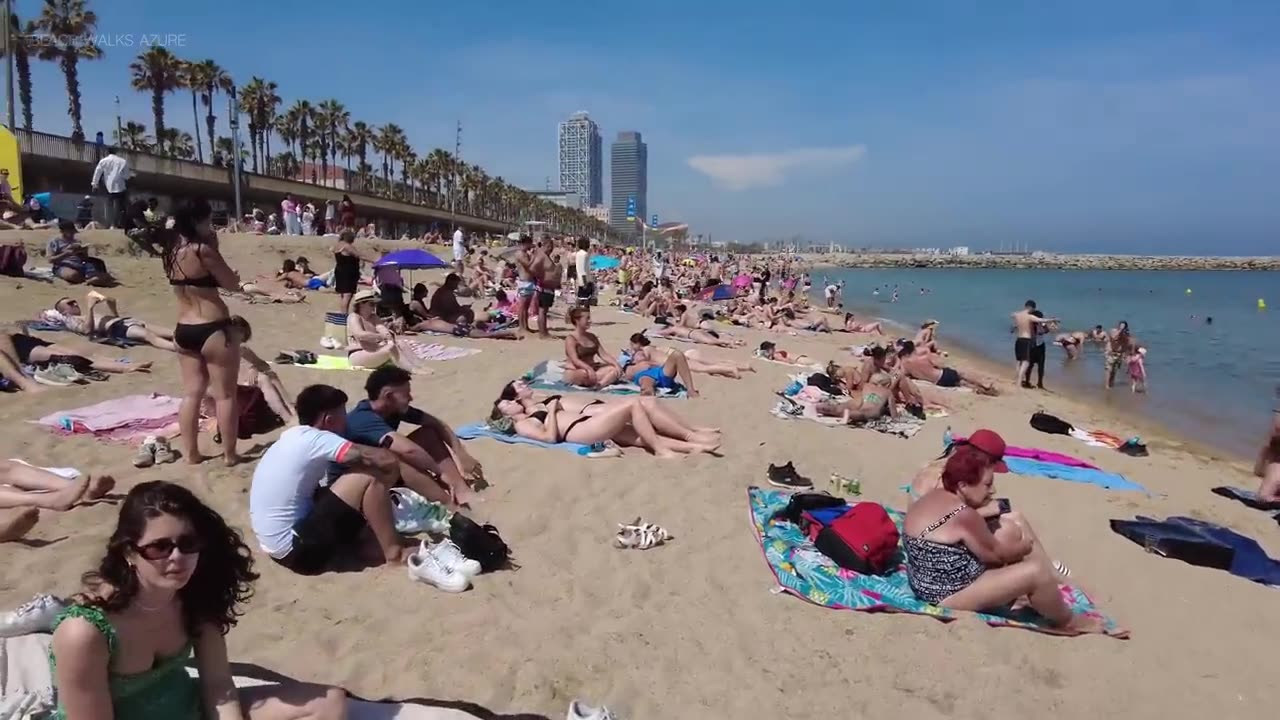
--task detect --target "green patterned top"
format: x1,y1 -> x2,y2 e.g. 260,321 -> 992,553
48,604 -> 202,720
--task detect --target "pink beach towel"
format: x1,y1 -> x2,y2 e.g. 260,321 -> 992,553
395,338 -> 480,362
34,393 -> 208,444
955,436 -> 1098,469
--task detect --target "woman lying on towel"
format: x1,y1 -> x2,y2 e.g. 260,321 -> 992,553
49,481 -> 347,719
841,313 -> 885,335
0,459 -> 114,512
648,323 -> 744,348
756,340 -> 814,366
632,335 -> 755,379
903,438 -> 1107,633
407,283 -> 518,340
563,307 -> 624,389
490,388 -> 720,458
816,346 -> 897,423
621,333 -> 700,396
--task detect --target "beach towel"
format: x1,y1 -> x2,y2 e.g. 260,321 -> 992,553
1210,486 -> 1280,517
952,437 -> 1098,469
396,338 -> 480,362
749,487 -> 1127,637
1004,457 -> 1145,492
286,354 -> 369,371
771,385 -> 928,438
4,459 -> 79,479
33,393 -> 209,444
1110,515 -> 1280,586
523,360 -> 686,398
455,423 -> 594,456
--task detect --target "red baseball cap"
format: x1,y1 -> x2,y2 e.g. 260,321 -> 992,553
966,429 -> 1009,472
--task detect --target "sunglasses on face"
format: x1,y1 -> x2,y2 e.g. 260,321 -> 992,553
134,534 -> 203,561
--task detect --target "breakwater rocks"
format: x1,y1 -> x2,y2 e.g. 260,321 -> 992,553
814,253 -> 1280,271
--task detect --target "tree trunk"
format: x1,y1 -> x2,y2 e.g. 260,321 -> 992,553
152,88 -> 166,155
16,51 -> 33,132
205,102 -> 217,167
190,90 -> 204,163
62,54 -> 85,142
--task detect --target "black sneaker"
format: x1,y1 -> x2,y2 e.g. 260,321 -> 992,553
767,463 -> 813,489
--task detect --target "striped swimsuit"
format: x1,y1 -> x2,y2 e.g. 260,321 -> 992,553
903,504 -> 986,604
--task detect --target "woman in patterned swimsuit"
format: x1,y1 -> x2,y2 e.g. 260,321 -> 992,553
49,481 -> 347,719
903,446 -> 1107,633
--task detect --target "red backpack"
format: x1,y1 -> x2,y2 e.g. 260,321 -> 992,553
0,244 -> 27,277
804,502 -> 901,575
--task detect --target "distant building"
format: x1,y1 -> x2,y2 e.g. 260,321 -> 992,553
610,131 -> 648,237
949,246 -> 970,256
584,205 -> 609,224
531,190 -> 583,210
557,112 -> 603,207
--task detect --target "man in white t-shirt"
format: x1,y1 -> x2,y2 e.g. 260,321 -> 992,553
573,237 -> 594,306
249,384 -> 405,575
452,227 -> 465,272
652,252 -> 666,281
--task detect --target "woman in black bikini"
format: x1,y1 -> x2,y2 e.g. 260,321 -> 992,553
562,307 -> 623,388
164,199 -> 243,466
321,230 -> 369,349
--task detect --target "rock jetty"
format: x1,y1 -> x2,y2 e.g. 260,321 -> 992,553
813,253 -> 1280,271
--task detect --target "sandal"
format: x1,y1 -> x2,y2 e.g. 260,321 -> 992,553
614,517 -> 672,550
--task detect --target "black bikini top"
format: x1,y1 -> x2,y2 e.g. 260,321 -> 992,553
530,410 -> 549,423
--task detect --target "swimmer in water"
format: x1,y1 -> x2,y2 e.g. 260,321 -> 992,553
1055,330 -> 1088,360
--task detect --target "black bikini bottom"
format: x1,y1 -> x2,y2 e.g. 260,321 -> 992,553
174,319 -> 231,353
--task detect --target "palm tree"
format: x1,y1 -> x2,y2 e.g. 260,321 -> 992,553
1,14 -> 37,131
272,152 -> 299,180
179,60 -> 205,162
129,46 -> 183,154
274,115 -> 297,178
315,99 -> 348,188
156,128 -> 195,159
185,59 -> 232,163
345,121 -> 373,190
34,0 -> 104,141
286,100 -> 314,182
238,77 -> 278,173
114,121 -> 151,152
257,82 -> 280,173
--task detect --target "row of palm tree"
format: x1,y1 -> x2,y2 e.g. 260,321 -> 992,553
2,1 -> 616,238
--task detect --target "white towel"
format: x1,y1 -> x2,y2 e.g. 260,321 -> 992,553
6,460 -> 80,480
0,633 -> 55,719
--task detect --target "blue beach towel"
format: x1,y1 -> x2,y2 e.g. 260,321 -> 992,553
1211,486 -> 1280,514
522,360 -> 686,398
1111,515 -> 1280,586
1004,457 -> 1146,493
749,487 -> 1127,637
455,422 -> 593,456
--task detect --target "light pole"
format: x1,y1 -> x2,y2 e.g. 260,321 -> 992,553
4,0 -> 15,130
114,96 -> 122,143
228,89 -> 242,224
450,119 -> 460,232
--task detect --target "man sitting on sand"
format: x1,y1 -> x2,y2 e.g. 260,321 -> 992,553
249,384 -> 409,574
48,291 -> 176,351
46,219 -> 116,286
899,341 -> 999,395
338,367 -> 484,507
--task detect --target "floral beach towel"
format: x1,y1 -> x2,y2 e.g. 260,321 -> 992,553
748,487 -> 1128,637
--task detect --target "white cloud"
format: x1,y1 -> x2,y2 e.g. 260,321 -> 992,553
687,145 -> 867,191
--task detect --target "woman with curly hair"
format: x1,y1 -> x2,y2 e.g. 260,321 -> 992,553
49,481 -> 346,719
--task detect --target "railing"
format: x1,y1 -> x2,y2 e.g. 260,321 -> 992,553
15,128 -> 229,184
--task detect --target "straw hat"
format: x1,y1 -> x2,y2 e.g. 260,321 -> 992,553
352,289 -> 379,306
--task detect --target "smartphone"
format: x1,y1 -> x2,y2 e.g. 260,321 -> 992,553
996,498 -> 1012,515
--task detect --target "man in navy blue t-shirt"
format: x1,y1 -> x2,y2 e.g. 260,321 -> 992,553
340,366 -> 483,506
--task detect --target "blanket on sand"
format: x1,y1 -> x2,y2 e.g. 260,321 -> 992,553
455,422 -> 594,456
1211,486 -> 1280,516
523,360 -> 686,398
396,338 -> 480,361
33,394 -> 211,444
749,487 -> 1127,637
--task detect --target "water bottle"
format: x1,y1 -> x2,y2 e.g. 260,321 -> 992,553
942,425 -> 954,448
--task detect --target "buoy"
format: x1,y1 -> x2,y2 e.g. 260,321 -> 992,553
1185,288 -> 1192,295
1259,298 -> 1267,310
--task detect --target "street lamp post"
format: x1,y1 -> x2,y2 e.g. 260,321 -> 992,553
228,90 -> 243,224
4,0 -> 15,130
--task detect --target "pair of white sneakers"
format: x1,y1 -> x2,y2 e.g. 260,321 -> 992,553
566,700 -> 616,720
319,336 -> 341,350
0,594 -> 65,638
407,540 -> 480,593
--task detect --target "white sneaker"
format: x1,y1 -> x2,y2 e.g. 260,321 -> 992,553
0,594 -> 65,638
566,700 -> 616,720
319,336 -> 338,350
407,541 -> 470,593
430,539 -> 482,579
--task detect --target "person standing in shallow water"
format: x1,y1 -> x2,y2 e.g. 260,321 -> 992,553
1010,300 -> 1057,388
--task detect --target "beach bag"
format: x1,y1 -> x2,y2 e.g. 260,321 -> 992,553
449,514 -> 510,573
1030,411 -> 1073,436
806,373 -> 842,396
807,503 -> 900,575
0,244 -> 27,277
772,492 -> 848,525
235,385 -> 284,439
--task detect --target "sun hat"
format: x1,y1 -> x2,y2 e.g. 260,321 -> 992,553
965,429 -> 1009,472
352,289 -> 379,306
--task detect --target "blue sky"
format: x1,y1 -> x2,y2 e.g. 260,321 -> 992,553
11,0 -> 1280,253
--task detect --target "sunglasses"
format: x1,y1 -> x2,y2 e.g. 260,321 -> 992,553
134,534 -> 203,561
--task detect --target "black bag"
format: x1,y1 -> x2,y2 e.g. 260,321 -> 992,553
806,373 -> 842,396
1030,411 -> 1073,435
449,514 -> 510,573
771,492 -> 847,526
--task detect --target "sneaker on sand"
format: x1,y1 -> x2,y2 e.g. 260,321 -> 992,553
767,461 -> 813,490
429,539 -> 482,579
47,364 -> 86,384
566,700 -> 617,720
0,594 -> 65,638
319,336 -> 339,350
133,437 -> 157,468
152,437 -> 177,464
407,541 -> 470,593
32,367 -> 73,387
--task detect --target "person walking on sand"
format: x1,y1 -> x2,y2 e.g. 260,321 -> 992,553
1011,300 -> 1057,388
281,193 -> 301,235
90,146 -> 130,229
531,240 -> 558,339
452,226 -> 466,273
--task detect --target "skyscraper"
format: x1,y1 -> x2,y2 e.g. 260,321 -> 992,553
610,131 -> 647,236
557,112 -> 603,207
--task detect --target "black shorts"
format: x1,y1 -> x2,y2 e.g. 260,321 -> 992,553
937,367 -> 961,387
106,319 -> 136,341
9,334 -> 52,365
1014,337 -> 1033,362
1031,342 -> 1046,363
273,486 -> 367,575
538,289 -> 555,309
575,282 -> 595,301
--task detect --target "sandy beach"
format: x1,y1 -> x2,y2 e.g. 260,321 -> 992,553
1,229 -> 1277,719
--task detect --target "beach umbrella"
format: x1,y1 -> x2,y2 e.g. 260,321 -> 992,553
698,284 -> 737,301
731,274 -> 753,289
373,249 -> 448,270
590,255 -> 621,271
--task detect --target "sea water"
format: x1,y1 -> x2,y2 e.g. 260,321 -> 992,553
811,268 -> 1280,457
